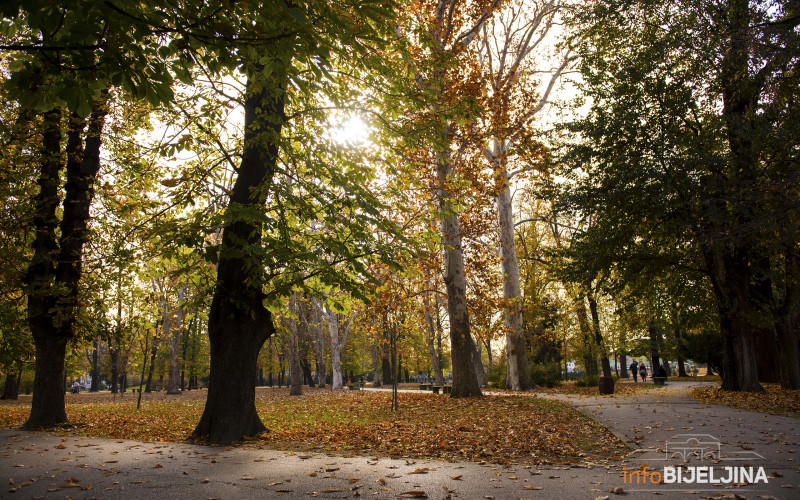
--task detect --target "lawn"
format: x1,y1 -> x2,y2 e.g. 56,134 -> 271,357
0,388 -> 626,465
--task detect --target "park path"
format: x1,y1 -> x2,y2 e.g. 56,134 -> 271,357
1,381 -> 798,499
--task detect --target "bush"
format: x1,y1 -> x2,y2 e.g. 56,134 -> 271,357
486,360 -> 506,388
530,362 -> 562,388
575,374 -> 600,387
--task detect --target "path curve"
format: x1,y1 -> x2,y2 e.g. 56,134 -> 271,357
1,381 -> 798,499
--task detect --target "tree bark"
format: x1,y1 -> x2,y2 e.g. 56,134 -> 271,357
437,144 -> 481,398
310,297 -> 326,388
167,287 -> 184,394
620,353 -> 629,378
776,244 -> 800,389
471,335 -> 487,388
145,322 -> 158,392
193,71 -> 284,444
707,0 -> 763,392
587,291 -> 613,380
647,323 -> 661,375
372,333 -> 382,387
423,292 -> 445,386
286,302 -> 303,397
320,302 -> 353,391
24,101 -> 107,428
575,296 -> 598,376
90,340 -> 100,391
494,146 -> 532,391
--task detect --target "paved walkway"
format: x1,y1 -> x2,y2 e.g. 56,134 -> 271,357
1,382 -> 798,499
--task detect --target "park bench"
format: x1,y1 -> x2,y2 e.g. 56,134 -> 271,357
419,383 -> 432,391
653,376 -> 667,386
442,385 -> 452,395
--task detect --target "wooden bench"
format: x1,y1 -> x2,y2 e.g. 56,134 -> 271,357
431,386 -> 441,394
442,385 -> 452,395
419,383 -> 433,391
653,377 -> 667,386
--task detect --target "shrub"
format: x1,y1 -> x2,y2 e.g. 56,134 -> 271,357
530,362 -> 562,387
575,374 -> 600,387
487,359 -> 507,388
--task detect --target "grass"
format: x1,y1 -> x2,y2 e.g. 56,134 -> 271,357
0,387 -> 626,466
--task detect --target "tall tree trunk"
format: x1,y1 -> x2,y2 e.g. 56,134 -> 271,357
381,327 -> 392,386
145,321 -> 159,393
751,265 -> 781,383
575,296 -> 598,376
423,292 -> 445,386
320,302 -> 353,391
703,243 -> 762,391
495,151 -> 532,391
193,71 -> 284,444
776,244 -> 800,389
471,335 -> 487,388
300,354 -> 313,387
372,333 -> 382,387
181,315 -> 193,390
287,304 -> 303,397
24,100 -> 107,429
167,287 -> 184,394
322,304 -> 341,390
310,298 -> 326,388
674,328 -> 689,377
620,353 -> 629,378
437,144 -> 481,398
710,0 -> 763,392
110,342 -> 120,394
647,323 -> 661,375
587,291 -> 613,379
90,340 -> 100,391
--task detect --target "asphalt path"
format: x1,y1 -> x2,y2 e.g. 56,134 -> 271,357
1,381 -> 798,499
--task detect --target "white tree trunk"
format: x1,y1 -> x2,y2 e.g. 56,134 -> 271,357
494,154 -> 532,390
321,302 -> 354,391
310,298 -> 326,388
167,287 -> 185,394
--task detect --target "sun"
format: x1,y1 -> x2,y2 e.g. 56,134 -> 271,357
331,114 -> 371,145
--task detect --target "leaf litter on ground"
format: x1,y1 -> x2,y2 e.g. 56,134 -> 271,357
0,387 -> 627,465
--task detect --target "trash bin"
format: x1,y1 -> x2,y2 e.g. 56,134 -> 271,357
598,376 -> 615,394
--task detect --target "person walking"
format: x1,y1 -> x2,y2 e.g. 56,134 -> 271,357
630,360 -> 639,382
639,363 -> 647,382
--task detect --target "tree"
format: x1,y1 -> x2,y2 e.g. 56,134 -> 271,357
557,0 -> 799,391
319,295 -> 357,391
475,0 -> 569,391
2,0 -> 185,428
192,1 -> 402,443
